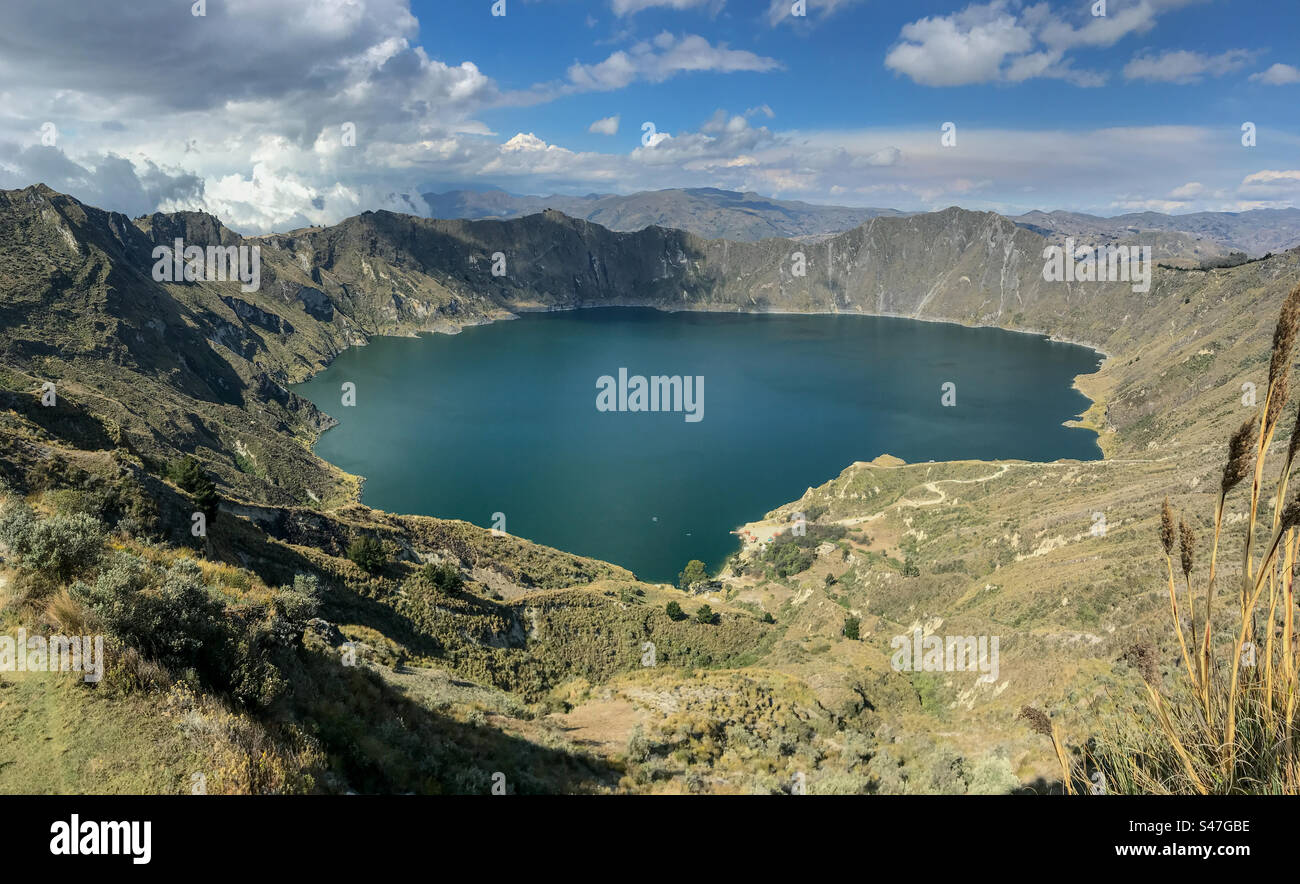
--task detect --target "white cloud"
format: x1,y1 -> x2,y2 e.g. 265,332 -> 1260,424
765,0 -> 865,27
1250,63 -> 1300,85
566,32 -> 781,92
885,0 -> 1216,88
1168,181 -> 1204,199
0,0 -> 506,231
612,0 -> 723,14
885,3 -> 1034,87
1239,169 -> 1300,200
1033,0 -> 1195,50
1109,197 -> 1191,213
1243,170 -> 1300,185
589,115 -> 622,135
1123,48 -> 1255,84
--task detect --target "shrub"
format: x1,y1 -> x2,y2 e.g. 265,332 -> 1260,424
843,616 -> 860,640
665,600 -> 685,621
73,554 -> 290,710
902,556 -> 920,578
421,561 -> 463,594
73,555 -> 224,674
270,573 -> 321,646
695,604 -> 718,625
626,725 -> 651,763
0,501 -> 104,582
347,535 -> 387,574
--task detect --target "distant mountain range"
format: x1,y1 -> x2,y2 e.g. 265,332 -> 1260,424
1012,208 -> 1300,260
423,187 -> 1300,259
422,187 -> 905,242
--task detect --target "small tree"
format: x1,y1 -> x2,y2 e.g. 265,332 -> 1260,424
902,556 -> 920,578
347,535 -> 387,574
665,600 -> 685,621
168,456 -> 219,521
695,604 -> 717,625
421,561 -> 463,594
843,616 -> 861,640
762,611 -> 776,624
678,559 -> 709,590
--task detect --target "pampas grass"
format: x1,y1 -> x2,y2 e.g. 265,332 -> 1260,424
1093,282 -> 1300,793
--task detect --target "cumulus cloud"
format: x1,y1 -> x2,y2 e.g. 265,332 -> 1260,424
0,0 -> 510,231
1238,170 -> 1300,200
589,115 -> 622,135
1250,63 -> 1300,85
885,0 -> 1214,87
0,144 -> 204,218
1123,49 -> 1256,84
885,4 -> 1036,87
1168,181 -> 1204,199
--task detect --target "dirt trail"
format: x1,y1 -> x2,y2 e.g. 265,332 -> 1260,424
840,456 -> 1170,522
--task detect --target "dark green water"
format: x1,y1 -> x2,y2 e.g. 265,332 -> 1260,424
293,308 -> 1102,583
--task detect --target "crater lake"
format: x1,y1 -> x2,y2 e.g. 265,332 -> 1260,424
293,308 -> 1103,583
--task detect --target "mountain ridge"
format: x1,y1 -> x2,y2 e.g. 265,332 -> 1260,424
420,185 -> 1300,260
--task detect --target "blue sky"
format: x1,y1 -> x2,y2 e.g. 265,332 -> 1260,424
432,0 -> 1300,143
0,0 -> 1297,231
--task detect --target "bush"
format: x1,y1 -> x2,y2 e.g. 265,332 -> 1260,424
347,535 -> 387,574
0,501 -> 104,582
902,556 -> 920,577
73,555 -> 225,675
678,559 -> 708,590
762,611 -> 776,624
421,561 -> 463,594
73,554 -> 289,710
665,600 -> 685,621
695,604 -> 718,625
270,574 -> 321,646
843,616 -> 861,640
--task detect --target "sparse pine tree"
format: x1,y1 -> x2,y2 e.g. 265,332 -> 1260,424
347,535 -> 387,574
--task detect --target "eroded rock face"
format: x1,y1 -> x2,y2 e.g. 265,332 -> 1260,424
222,296 -> 294,335
295,286 -> 333,321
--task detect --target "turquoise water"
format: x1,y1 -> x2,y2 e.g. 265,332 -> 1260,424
293,308 -> 1102,583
